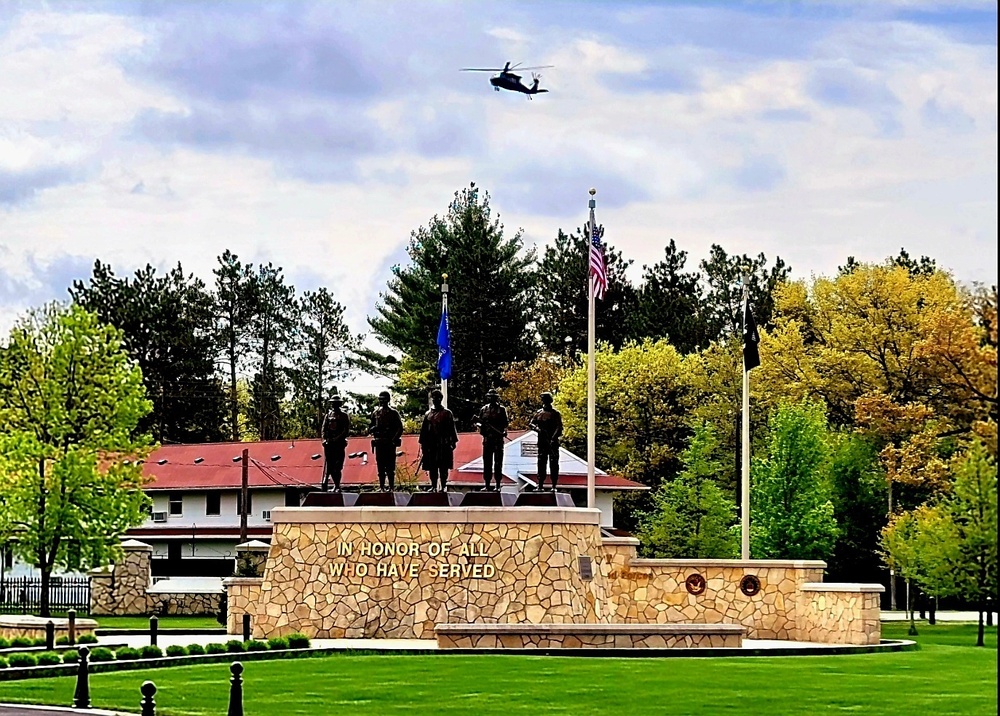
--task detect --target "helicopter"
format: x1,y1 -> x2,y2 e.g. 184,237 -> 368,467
461,62 -> 553,98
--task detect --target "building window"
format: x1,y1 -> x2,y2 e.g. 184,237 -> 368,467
169,494 -> 183,516
237,491 -> 252,516
205,492 -> 221,516
285,489 -> 299,507
168,542 -> 181,561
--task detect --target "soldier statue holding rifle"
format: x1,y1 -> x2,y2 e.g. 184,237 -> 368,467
476,389 -> 509,491
528,392 -> 563,490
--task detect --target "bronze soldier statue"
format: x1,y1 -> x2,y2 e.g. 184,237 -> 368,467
476,389 -> 509,491
528,391 -> 563,490
419,389 -> 458,492
321,395 -> 350,492
368,391 -> 404,492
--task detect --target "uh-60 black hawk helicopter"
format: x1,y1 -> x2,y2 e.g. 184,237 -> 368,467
461,62 -> 554,98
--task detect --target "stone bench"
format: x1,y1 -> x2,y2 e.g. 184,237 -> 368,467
435,622 -> 745,649
0,614 -> 98,641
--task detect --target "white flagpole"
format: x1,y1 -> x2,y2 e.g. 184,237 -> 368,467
740,274 -> 751,560
587,189 -> 597,510
441,273 -> 449,410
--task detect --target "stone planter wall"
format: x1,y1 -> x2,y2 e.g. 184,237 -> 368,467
798,584 -> 883,645
223,578 -> 263,634
89,540 -> 222,617
0,615 -> 97,641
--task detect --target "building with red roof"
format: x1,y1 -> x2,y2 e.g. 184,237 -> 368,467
126,430 -> 645,577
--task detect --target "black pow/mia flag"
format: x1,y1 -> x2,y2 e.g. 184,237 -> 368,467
743,302 -> 761,372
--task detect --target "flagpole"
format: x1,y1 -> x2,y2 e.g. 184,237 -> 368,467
441,273 -> 449,410
740,273 -> 751,560
586,189 -> 597,511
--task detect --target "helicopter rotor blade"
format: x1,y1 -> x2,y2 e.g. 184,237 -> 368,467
516,65 -> 554,71
460,68 -> 505,72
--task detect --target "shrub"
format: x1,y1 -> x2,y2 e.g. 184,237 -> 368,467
10,637 -> 32,648
89,647 -> 115,662
56,635 -> 70,645
205,643 -> 226,655
267,636 -> 289,651
62,650 -> 80,664
139,645 -> 163,659
37,652 -> 62,666
225,639 -> 245,653
8,653 -> 37,667
78,634 -> 99,644
165,645 -> 187,657
0,656 -> 8,669
33,637 -> 48,647
186,643 -> 205,655
115,647 -> 141,661
287,633 -> 311,649
0,637 -> 10,649
245,640 -> 268,652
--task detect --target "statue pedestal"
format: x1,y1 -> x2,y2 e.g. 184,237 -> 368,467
459,491 -> 517,507
515,492 -> 575,508
301,492 -> 358,507
355,492 -> 410,507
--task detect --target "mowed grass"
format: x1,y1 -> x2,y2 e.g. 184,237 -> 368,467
0,623 -> 994,716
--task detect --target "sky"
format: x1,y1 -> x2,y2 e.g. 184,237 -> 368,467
0,1 -> 997,392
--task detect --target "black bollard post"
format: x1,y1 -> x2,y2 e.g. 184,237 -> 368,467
228,662 -> 244,716
150,615 -> 158,647
73,646 -> 91,709
929,596 -> 937,625
242,613 -> 251,642
46,620 -> 56,651
140,680 -> 157,716
67,608 -> 77,646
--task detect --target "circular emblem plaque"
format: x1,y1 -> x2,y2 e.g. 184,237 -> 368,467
740,574 -> 761,597
685,573 -> 707,595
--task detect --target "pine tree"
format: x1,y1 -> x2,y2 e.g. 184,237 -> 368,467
248,263 -> 297,441
534,229 -> 637,356
70,261 -> 227,443
213,251 -> 258,441
631,239 -> 707,353
369,184 -> 535,426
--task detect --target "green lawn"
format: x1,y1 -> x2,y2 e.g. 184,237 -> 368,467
92,615 -> 223,630
0,623 -> 994,716
44,613 -> 223,630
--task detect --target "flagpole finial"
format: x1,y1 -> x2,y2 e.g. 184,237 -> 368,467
442,273 -> 448,280
589,187 -> 596,196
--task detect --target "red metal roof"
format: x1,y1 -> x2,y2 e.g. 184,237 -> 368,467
142,433 -> 643,492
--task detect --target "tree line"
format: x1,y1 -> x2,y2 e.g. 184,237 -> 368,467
1,182 -> 995,628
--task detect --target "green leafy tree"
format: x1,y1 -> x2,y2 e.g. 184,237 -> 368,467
286,287 -> 356,437
0,305 -> 152,616
369,184 -> 535,427
70,261 -> 227,443
534,228 -> 638,356
213,251 -> 258,441
826,433 -> 888,584
557,340 -> 693,529
882,442 -> 998,646
638,422 -> 738,558
631,239 -> 707,354
751,400 -> 838,560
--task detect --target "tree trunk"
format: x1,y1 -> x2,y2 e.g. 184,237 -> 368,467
229,353 -> 239,442
977,599 -> 985,647
39,564 -> 51,618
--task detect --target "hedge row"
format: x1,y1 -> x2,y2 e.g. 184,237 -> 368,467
0,633 -> 311,670
0,634 -> 99,651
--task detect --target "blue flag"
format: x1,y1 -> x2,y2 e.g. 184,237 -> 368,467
437,306 -> 452,380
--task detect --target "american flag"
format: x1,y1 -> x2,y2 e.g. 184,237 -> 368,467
589,224 -> 607,300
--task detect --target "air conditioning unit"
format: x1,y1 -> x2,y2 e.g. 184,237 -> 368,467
151,512 -> 168,523
262,510 -> 271,522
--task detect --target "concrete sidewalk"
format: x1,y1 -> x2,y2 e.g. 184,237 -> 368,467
880,610 -> 997,622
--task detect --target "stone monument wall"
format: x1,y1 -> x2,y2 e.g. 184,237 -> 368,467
251,507 -> 609,639
603,556 -> 827,640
